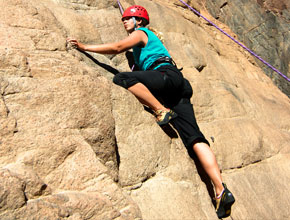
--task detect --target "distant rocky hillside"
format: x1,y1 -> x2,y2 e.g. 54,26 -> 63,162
0,0 -> 289,219
205,0 -> 290,97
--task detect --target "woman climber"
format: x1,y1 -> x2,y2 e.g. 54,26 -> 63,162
67,5 -> 235,219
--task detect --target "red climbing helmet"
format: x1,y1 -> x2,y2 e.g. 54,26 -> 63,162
122,5 -> 149,24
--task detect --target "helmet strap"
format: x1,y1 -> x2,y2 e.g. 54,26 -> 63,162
132,17 -> 137,30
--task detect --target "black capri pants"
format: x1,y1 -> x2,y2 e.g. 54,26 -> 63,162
113,64 -> 210,149
113,65 -> 184,105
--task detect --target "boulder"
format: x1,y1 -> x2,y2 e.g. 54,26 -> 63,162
205,0 -> 290,97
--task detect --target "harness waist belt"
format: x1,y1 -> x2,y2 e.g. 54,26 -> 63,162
147,57 -> 174,70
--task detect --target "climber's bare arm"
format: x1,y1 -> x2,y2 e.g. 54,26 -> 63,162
67,30 -> 147,54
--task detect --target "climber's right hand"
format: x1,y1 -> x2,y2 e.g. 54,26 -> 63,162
66,37 -> 85,50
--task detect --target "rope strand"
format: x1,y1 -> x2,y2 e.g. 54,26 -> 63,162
177,0 -> 289,82
117,0 -> 124,14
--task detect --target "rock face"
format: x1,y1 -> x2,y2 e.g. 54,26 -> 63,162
205,0 -> 290,97
0,0 -> 289,219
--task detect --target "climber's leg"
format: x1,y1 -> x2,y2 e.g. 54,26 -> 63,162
193,142 -> 223,195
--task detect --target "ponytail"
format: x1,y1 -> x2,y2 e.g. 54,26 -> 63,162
148,26 -> 165,43
136,17 -> 165,43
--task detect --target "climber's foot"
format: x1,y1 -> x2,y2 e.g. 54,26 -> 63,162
154,109 -> 178,126
215,183 -> 235,219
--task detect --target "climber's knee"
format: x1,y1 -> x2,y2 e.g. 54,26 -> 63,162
113,73 -> 138,89
113,74 -> 125,87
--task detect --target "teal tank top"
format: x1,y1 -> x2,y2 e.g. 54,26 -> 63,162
133,27 -> 171,71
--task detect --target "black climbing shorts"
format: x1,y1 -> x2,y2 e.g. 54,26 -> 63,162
113,65 -> 210,149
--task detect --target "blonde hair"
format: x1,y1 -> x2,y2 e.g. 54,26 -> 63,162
136,17 -> 165,43
147,26 -> 165,43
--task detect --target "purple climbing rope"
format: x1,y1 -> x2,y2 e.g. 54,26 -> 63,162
177,0 -> 289,82
117,0 -> 124,15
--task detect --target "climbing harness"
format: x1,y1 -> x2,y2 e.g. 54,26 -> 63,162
177,0 -> 289,82
147,56 -> 180,71
147,57 -> 174,70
